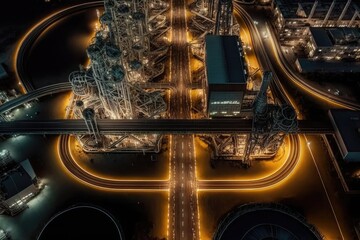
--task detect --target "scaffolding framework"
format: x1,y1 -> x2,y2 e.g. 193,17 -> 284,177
201,72 -> 298,166
189,0 -> 239,60
69,0 -> 169,152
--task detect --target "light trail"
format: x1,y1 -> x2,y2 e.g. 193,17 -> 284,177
13,1 -> 103,93
58,135 -> 169,191
197,135 -> 300,190
234,4 -> 301,116
264,23 -> 355,110
304,135 -> 345,240
234,2 -> 359,111
11,1 -> 317,239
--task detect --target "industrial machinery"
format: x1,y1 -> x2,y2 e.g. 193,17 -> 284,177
69,0 -> 169,152
201,72 -> 298,167
189,0 -> 240,59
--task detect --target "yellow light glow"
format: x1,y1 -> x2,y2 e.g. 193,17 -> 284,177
13,2 -> 102,94
197,135 -> 301,191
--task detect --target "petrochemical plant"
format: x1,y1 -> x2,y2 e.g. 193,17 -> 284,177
69,0 -> 169,152
66,0 -> 298,166
2,0 -> 360,239
189,0 -> 297,165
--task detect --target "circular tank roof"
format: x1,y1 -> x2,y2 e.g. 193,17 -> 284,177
129,59 -> 142,70
214,203 -> 322,240
105,42 -> 121,58
132,12 -> 145,21
37,205 -> 123,240
111,65 -> 125,82
75,100 -> 84,107
118,4 -> 130,14
82,108 -> 95,119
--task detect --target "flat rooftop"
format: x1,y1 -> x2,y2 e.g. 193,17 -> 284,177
0,165 -> 33,200
329,109 -> 360,160
205,35 -> 247,85
296,58 -> 360,73
275,0 -> 360,21
310,28 -> 334,47
310,27 -> 360,47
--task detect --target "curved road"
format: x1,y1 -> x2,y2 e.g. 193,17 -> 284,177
9,0 -> 302,192
235,3 -> 360,111
59,135 -> 169,190
0,82 -> 71,114
14,1 -> 103,92
10,0 -> 302,194
58,134 -> 300,190
266,20 -> 360,111
197,135 -> 300,190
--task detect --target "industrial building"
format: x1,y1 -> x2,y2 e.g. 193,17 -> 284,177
272,0 -> 360,45
204,35 -> 247,118
295,58 -> 360,73
69,0 -> 169,152
189,0 -> 298,165
0,229 -> 9,240
305,27 -> 360,60
0,159 -> 40,215
328,109 -> 360,162
295,26 -> 360,72
190,4 -> 298,165
189,0 -> 239,59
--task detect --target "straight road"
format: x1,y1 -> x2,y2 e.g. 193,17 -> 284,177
168,0 -> 200,238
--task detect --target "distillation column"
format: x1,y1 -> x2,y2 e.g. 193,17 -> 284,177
82,108 -> 101,145
214,0 -> 233,35
243,71 -> 297,165
69,0 -> 168,152
201,71 -> 296,166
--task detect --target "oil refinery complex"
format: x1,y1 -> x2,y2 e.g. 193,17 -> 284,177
69,0 -> 169,152
0,0 -> 360,239
68,0 -> 298,166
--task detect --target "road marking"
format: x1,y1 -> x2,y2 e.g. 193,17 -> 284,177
305,135 -> 344,240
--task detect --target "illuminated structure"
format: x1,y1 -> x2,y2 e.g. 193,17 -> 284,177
214,0 -> 234,35
201,35 -> 297,166
202,71 -> 297,166
243,72 -> 297,164
0,159 -> 40,216
272,0 -> 360,45
69,0 -> 169,152
204,35 -> 247,117
189,0 -> 239,59
295,27 -> 360,73
305,27 -> 360,60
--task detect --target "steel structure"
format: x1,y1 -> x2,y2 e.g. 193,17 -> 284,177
201,72 -> 298,167
189,0 -> 239,65
69,0 -> 169,152
214,0 -> 234,35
